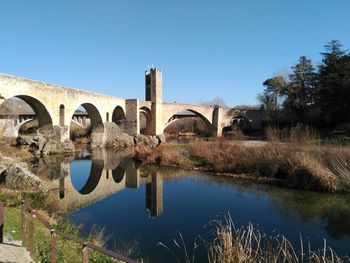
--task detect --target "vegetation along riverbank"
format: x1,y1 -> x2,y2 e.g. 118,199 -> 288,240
135,131 -> 350,193
159,215 -> 350,263
0,187 -> 120,262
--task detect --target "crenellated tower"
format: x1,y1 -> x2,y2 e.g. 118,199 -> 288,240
145,68 -> 163,134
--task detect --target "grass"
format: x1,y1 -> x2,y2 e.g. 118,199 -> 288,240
158,215 -> 350,263
3,205 -> 121,262
207,215 -> 350,263
135,128 -> 350,193
0,138 -> 32,160
0,185 -> 122,262
3,205 -> 81,262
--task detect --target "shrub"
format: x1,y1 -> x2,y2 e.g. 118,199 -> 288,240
135,139 -> 350,192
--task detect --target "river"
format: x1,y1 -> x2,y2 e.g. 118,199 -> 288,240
32,147 -> 350,262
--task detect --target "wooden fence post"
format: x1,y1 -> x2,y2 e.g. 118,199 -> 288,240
21,200 -> 26,246
51,229 -> 57,263
29,210 -> 35,257
82,243 -> 89,263
0,202 -> 3,243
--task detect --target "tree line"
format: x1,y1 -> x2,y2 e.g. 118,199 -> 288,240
258,40 -> 350,129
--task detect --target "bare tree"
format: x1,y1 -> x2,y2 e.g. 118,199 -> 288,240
201,97 -> 227,107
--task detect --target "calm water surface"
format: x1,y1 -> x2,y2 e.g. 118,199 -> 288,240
36,148 -> 350,262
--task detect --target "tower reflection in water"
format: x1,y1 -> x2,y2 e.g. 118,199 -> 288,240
56,150 -> 163,218
146,173 -> 163,218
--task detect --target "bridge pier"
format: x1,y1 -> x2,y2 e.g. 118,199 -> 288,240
146,68 -> 163,135
212,106 -> 223,137
125,163 -> 141,188
124,99 -> 140,135
53,125 -> 70,142
146,173 -> 163,217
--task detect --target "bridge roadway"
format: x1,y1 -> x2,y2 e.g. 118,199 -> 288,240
0,69 -> 233,145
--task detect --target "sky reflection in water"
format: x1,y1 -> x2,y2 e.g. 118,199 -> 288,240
51,150 -> 350,263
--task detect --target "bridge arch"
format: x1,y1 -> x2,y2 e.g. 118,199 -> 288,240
139,106 -> 152,135
112,164 -> 126,183
112,106 -> 126,131
69,102 -> 104,140
14,95 -> 52,128
80,103 -> 104,132
0,96 -> 53,137
69,159 -> 105,195
163,109 -> 214,136
15,118 -> 37,136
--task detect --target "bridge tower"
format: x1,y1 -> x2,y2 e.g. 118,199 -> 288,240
145,68 -> 163,134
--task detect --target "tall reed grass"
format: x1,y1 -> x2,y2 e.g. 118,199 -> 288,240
207,215 -> 350,263
159,215 -> 350,263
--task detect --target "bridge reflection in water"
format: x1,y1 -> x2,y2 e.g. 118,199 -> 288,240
52,148 -> 163,217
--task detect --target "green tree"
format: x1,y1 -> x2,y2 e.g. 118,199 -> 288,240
258,76 -> 287,122
257,91 -> 277,121
315,40 -> 350,127
262,76 -> 287,109
283,56 -> 316,122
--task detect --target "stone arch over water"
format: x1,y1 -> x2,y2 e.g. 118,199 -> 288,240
163,109 -> 214,136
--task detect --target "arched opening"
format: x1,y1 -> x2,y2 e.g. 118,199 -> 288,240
112,106 -> 126,132
232,115 -> 251,131
70,103 -> 104,143
112,159 -> 129,183
0,96 -> 53,138
164,109 -> 213,139
139,107 -> 152,135
112,166 -> 126,183
59,177 -> 65,199
69,158 -> 104,195
59,104 -> 65,126
222,115 -> 250,139
106,112 -> 109,122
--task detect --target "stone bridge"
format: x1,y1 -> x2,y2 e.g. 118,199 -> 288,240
0,68 -> 243,145
43,148 -> 163,216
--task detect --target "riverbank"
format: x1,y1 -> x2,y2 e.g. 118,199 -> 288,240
1,138 -> 350,261
0,187 -> 118,262
0,143 -> 119,262
134,140 -> 350,193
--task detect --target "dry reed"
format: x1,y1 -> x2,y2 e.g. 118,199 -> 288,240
207,215 -> 350,263
134,130 -> 350,192
159,215 -> 350,263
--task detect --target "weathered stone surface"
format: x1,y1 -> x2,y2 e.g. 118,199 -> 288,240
134,134 -> 150,146
134,134 -> 161,147
0,237 -> 33,263
150,135 -> 160,147
110,133 -> 134,150
42,140 -> 75,156
156,134 -> 166,144
16,135 -> 36,146
107,132 -> 164,151
0,154 -> 46,191
17,132 -> 75,157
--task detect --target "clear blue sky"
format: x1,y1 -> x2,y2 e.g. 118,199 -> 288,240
0,0 -> 349,106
